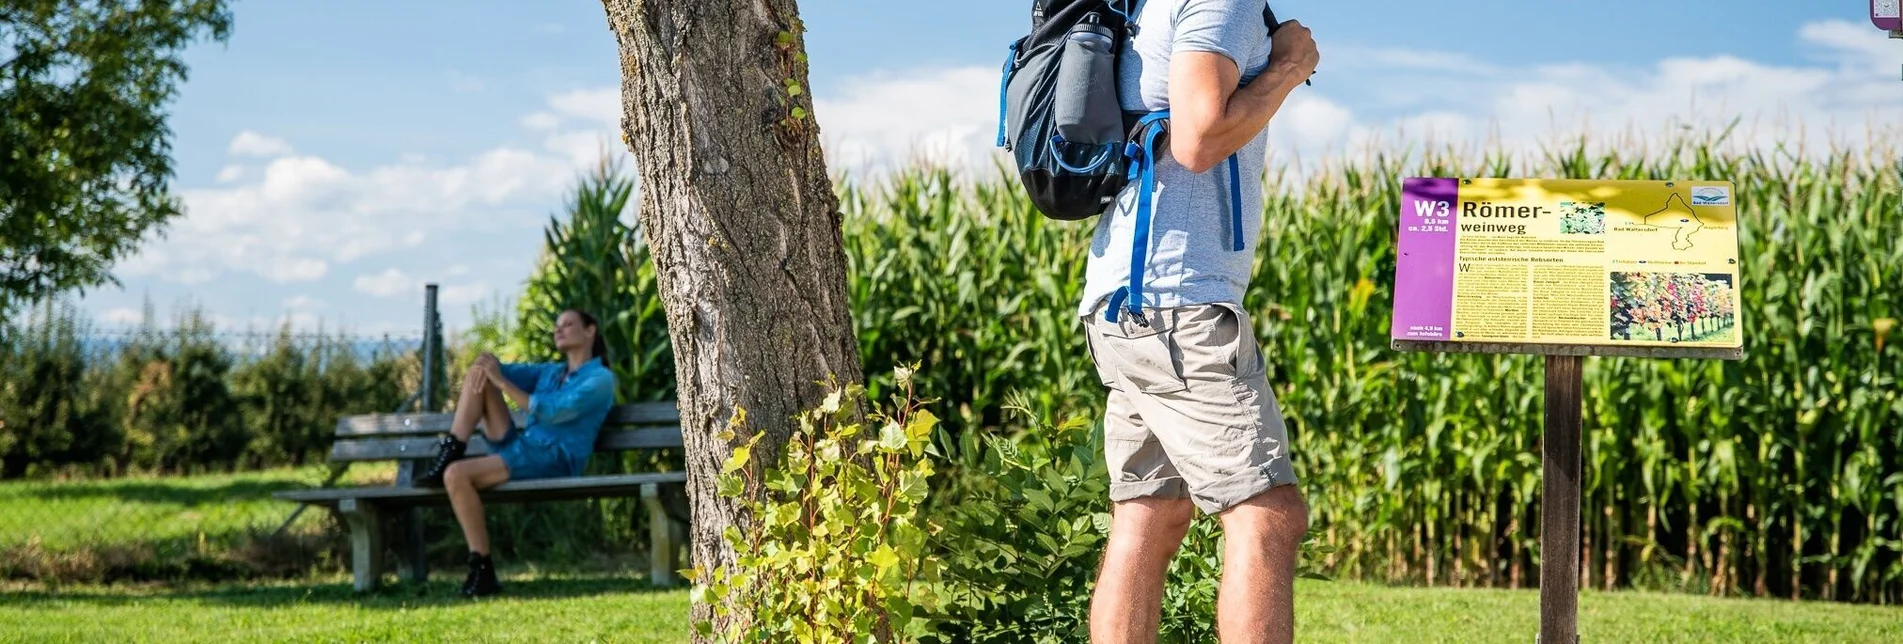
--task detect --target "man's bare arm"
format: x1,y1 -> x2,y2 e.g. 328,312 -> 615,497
1166,21 -> 1318,173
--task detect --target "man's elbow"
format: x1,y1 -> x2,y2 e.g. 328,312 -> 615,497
1168,138 -> 1224,174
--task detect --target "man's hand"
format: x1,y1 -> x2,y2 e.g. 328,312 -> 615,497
1268,20 -> 1319,82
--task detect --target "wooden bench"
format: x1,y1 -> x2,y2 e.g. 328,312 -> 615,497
274,401 -> 691,592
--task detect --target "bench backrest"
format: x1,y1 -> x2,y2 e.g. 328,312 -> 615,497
329,401 -> 683,465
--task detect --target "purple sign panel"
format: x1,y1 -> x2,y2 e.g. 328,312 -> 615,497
1877,0 -> 1902,31
1392,178 -> 1459,341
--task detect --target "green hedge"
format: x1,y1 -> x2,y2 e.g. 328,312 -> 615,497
0,301 -> 411,478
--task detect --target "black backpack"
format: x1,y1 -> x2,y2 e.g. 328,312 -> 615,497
995,0 -> 1134,221
996,1 -> 1291,322
997,1 -> 1288,222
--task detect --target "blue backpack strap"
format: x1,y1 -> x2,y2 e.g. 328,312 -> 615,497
1227,154 -> 1244,251
995,41 -> 1017,148
1107,110 -> 1172,325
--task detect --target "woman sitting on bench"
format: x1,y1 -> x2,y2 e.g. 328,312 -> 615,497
414,308 -> 618,597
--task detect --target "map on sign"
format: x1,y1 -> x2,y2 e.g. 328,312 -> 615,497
1391,178 -> 1743,350
1877,0 -> 1901,30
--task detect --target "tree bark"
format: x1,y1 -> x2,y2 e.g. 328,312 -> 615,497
602,0 -> 862,636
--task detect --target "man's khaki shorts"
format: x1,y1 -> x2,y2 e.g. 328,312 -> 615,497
1083,302 -> 1298,515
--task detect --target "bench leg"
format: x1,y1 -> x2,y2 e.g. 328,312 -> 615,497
641,483 -> 679,587
339,499 -> 385,592
405,508 -> 429,584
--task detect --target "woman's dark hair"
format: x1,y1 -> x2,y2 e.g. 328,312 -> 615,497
564,308 -> 608,361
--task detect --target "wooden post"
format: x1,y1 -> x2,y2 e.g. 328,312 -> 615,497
1540,354 -> 1584,643
340,498 -> 385,592
642,483 -> 679,587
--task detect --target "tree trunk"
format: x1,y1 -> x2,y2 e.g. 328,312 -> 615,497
602,0 -> 863,636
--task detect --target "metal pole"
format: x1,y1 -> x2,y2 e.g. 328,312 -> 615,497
420,283 -> 440,413
1540,354 -> 1584,643
404,283 -> 441,585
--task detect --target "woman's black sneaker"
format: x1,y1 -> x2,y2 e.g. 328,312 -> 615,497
461,552 -> 502,597
413,435 -> 467,487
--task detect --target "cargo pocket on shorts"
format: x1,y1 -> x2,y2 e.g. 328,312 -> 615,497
1096,312 -> 1188,395
1219,303 -> 1267,380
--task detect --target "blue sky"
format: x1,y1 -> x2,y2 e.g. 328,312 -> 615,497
75,0 -> 1901,337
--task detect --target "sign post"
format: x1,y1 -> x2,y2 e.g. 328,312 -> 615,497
1390,177 -> 1746,642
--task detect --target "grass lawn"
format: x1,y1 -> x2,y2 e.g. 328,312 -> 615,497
0,465 -> 390,553
0,573 -> 689,643
4,470 -> 1899,642
5,575 -> 1900,643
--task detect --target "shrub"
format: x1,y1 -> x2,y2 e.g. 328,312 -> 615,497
694,371 -> 944,643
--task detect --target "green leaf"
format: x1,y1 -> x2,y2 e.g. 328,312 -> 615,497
879,420 -> 907,452
723,444 -> 751,473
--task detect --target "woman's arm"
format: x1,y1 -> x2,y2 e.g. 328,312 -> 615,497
479,354 -> 534,410
525,368 -> 615,427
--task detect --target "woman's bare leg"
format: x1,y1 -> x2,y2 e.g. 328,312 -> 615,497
450,366 -> 512,443
444,456 -> 512,555
478,373 -> 512,442
448,366 -> 490,442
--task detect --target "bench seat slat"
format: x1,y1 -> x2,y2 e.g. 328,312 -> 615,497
328,427 -> 684,462
274,472 -> 689,508
334,402 -> 681,437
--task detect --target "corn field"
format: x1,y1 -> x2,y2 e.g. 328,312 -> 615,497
838,127 -> 1902,603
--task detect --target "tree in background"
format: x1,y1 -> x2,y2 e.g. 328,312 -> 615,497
0,0 -> 232,314
0,300 -> 116,478
602,1 -> 862,635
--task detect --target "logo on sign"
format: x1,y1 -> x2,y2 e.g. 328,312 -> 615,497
1691,186 -> 1730,206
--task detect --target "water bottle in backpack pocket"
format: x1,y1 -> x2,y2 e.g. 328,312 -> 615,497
998,3 -> 1133,221
1050,16 -> 1123,176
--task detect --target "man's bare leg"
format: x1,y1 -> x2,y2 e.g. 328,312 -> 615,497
1214,485 -> 1308,644
1090,497 -> 1194,644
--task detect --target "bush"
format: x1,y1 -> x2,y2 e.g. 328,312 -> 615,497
0,299 -> 416,480
0,301 -> 118,478
923,393 -> 1330,643
924,395 -> 1106,643
695,372 -> 943,643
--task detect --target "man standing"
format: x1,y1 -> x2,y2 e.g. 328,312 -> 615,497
1079,1 -> 1319,642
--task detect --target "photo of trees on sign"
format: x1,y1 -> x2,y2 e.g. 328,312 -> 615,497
1610,272 -> 1738,343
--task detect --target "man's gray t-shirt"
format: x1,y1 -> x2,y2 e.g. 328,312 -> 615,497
1078,0 -> 1273,318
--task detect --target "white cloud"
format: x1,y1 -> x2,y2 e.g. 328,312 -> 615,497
813,65 -> 1002,174
124,145 -> 578,285
353,268 -> 415,298
101,307 -> 143,325
522,111 -> 562,131
228,131 -> 294,158
216,165 -> 246,182
546,88 -> 619,127
440,282 -> 493,307
282,295 -> 325,311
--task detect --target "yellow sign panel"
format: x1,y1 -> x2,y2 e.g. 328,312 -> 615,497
1393,178 -> 1743,350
